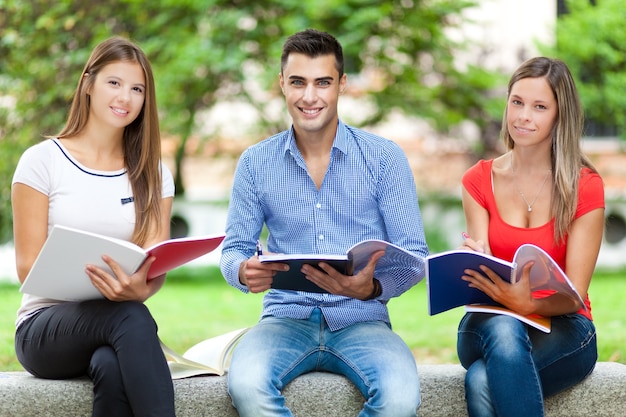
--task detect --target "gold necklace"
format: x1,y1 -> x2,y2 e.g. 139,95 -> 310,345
510,154 -> 551,212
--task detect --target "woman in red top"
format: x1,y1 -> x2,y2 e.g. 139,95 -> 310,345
457,57 -> 604,417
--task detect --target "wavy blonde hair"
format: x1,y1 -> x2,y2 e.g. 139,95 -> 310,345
55,37 -> 162,246
502,57 -> 597,244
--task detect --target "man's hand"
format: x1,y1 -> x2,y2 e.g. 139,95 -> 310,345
301,250 -> 385,299
239,255 -> 289,293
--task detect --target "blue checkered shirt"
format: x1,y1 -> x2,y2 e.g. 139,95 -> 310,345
220,120 -> 428,330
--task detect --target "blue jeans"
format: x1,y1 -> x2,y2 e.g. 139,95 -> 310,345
228,308 -> 420,417
15,300 -> 175,417
457,312 -> 597,417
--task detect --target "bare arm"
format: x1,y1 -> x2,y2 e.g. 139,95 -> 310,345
12,183 -> 49,284
563,207 -> 604,303
460,187 -> 491,254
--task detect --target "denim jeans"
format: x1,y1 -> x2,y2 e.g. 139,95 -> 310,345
15,300 -> 175,417
227,308 -> 420,417
457,312 -> 597,417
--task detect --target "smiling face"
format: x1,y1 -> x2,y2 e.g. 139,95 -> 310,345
87,60 -> 146,132
279,53 -> 346,140
506,76 -> 558,147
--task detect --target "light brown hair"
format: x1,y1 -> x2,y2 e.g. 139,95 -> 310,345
56,37 -> 162,246
502,57 -> 597,243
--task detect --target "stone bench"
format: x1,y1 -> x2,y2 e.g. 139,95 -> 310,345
1,362 -> 625,416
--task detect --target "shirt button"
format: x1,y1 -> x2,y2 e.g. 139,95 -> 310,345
318,234 -> 324,240
316,203 -> 322,209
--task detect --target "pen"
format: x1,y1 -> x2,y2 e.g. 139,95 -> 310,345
256,240 -> 263,256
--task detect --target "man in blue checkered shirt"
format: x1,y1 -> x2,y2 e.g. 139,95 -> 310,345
220,28 -> 428,417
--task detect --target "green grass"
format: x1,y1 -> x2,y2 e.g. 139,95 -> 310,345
1,266 -> 625,371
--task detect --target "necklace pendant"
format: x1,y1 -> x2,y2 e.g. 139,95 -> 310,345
528,206 -> 532,212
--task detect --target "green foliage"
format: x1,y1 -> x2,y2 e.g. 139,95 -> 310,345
544,0 -> 626,137
0,0 -> 501,242
0,122 -> 25,242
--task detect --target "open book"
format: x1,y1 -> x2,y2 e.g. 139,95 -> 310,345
20,225 -> 225,301
259,239 -> 425,293
463,304 -> 552,333
426,243 -> 585,333
161,327 -> 249,379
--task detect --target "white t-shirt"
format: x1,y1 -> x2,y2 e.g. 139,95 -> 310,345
12,138 -> 175,327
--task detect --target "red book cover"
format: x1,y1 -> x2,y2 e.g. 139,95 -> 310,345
147,235 -> 225,279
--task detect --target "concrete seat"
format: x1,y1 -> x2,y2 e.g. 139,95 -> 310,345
1,362 -> 625,416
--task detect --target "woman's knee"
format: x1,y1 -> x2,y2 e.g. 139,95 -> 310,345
467,314 -> 530,356
89,345 -> 122,386
465,360 -> 488,396
89,346 -> 133,417
465,360 -> 495,417
114,301 -> 158,333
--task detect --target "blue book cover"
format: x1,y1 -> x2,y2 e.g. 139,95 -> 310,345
426,244 -> 584,316
426,250 -> 515,315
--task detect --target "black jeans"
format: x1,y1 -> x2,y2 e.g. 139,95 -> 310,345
15,300 -> 175,417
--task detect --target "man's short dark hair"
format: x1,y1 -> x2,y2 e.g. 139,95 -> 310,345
280,29 -> 344,78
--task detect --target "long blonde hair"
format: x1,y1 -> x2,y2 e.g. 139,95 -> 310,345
502,57 -> 597,243
56,37 -> 162,246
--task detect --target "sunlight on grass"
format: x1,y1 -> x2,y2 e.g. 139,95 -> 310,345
0,283 -> 21,370
146,270 -> 265,353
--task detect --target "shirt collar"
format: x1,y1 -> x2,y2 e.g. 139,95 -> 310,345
283,119 -> 349,157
